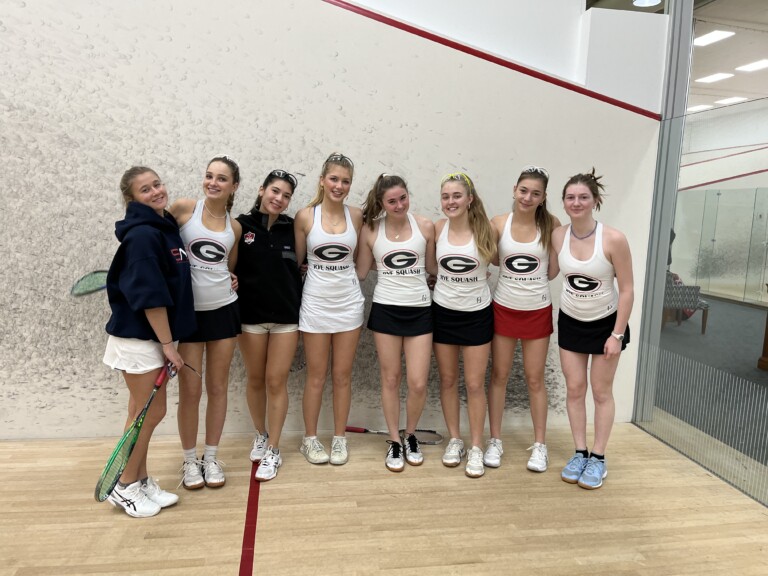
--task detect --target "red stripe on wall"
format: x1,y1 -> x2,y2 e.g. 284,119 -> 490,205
322,0 -> 661,121
678,168 -> 768,191
681,145 -> 768,167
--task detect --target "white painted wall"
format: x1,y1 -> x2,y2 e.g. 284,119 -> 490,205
1,0 -> 659,438
683,99 -> 768,154
581,8 -> 668,112
348,0 -> 668,112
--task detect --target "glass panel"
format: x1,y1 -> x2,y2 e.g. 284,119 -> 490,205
635,97 -> 768,508
745,189 -> 768,304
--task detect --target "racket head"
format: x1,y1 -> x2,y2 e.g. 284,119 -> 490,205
94,425 -> 140,502
401,428 -> 443,445
71,270 -> 109,296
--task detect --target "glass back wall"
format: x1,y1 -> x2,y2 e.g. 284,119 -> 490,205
635,99 -> 768,507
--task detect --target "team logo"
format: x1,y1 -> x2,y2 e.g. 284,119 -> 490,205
504,254 -> 540,275
382,250 -> 418,270
244,232 -> 255,245
171,247 -> 188,263
313,243 -> 350,262
189,239 -> 227,264
566,273 -> 601,292
439,255 -> 478,275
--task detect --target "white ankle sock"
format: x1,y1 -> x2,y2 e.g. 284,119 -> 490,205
203,445 -> 218,461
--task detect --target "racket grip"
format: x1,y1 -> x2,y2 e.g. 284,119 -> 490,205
155,365 -> 172,387
345,426 -> 367,433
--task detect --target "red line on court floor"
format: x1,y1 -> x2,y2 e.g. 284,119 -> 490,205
322,0 -> 661,121
238,462 -> 261,576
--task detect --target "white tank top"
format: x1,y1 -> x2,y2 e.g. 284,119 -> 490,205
303,205 -> 361,298
179,200 -> 237,311
493,212 -> 551,311
433,220 -> 491,312
372,213 -> 431,307
558,222 -> 618,322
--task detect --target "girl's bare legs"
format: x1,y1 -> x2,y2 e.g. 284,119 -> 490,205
462,343 -> 491,449
434,343 -> 461,439
374,332 -> 405,443
261,331 -> 298,448
177,342 -> 205,452
520,337 -> 550,444
120,368 -> 167,484
488,334 -> 517,439
330,328 -> 362,436
402,333 -> 432,435
302,332 -> 332,436
589,353 -> 620,455
559,349 -> 590,451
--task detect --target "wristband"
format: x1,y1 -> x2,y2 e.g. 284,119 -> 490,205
160,340 -> 173,346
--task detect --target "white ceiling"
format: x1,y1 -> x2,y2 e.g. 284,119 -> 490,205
588,0 -> 768,111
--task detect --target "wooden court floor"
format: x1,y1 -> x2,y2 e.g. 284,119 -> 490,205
2,424 -> 767,576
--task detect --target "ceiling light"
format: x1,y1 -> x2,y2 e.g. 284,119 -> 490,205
687,105 -> 713,112
735,59 -> 768,72
695,73 -> 734,83
714,97 -> 748,105
633,0 -> 662,6
693,30 -> 735,46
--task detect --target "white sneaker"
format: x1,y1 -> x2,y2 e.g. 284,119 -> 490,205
255,447 -> 282,482
442,437 -> 465,467
249,430 -> 269,462
330,436 -> 349,465
142,477 -> 179,508
300,436 -> 330,464
402,433 -> 424,466
385,441 -> 405,472
202,458 -> 226,487
180,459 -> 204,490
527,442 -> 549,472
108,480 -> 161,518
483,438 -> 503,468
465,446 -> 485,478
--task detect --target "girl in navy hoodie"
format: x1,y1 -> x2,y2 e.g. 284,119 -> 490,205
103,166 -> 195,518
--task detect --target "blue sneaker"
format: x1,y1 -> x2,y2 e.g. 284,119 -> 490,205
561,453 -> 588,483
578,457 -> 607,490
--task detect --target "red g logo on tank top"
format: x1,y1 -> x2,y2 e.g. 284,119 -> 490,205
439,255 -> 478,274
504,254 -> 540,275
313,243 -> 351,262
566,273 -> 601,292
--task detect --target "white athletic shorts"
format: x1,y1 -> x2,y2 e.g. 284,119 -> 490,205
241,323 -> 299,335
103,335 -> 168,374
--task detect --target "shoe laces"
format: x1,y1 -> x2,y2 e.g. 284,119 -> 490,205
180,459 -> 204,475
331,437 -> 346,456
254,432 -> 268,451
306,437 -> 325,454
387,440 -> 402,459
204,458 -> 225,474
261,448 -> 278,467
583,457 -> 603,476
487,438 -> 502,453
527,443 -> 547,460
404,433 -> 420,454
467,447 -> 483,466
446,438 -> 463,454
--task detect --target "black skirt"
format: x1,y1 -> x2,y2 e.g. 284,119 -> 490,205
557,310 -> 629,354
432,302 -> 493,346
367,302 -> 432,337
182,301 -> 242,343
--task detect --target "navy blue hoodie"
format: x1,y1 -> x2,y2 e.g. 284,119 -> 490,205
105,202 -> 196,341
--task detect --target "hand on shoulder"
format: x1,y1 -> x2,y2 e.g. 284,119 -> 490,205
168,198 -> 197,225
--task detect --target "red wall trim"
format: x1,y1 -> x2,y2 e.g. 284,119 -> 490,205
679,168 -> 768,191
681,145 -> 768,167
322,0 -> 661,121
